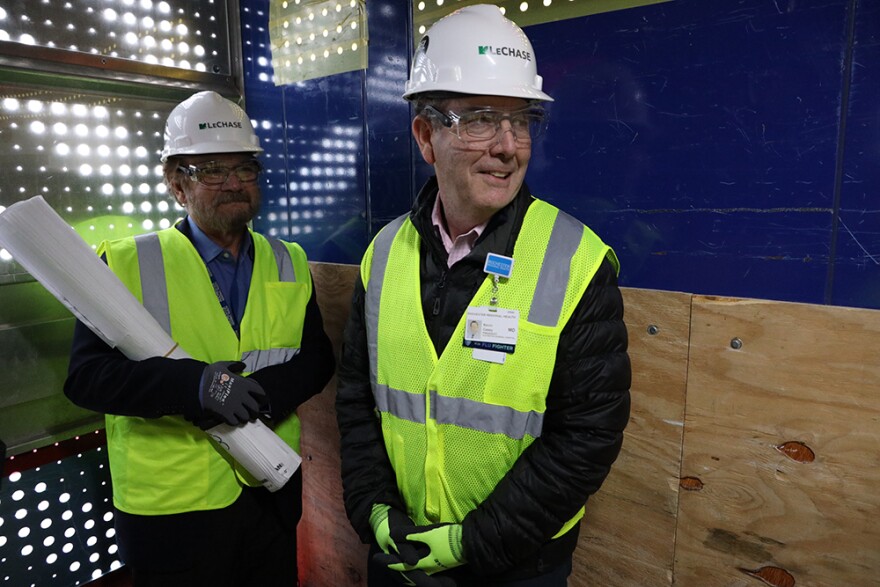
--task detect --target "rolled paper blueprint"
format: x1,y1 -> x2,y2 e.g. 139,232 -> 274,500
205,423 -> 301,492
0,195 -> 300,491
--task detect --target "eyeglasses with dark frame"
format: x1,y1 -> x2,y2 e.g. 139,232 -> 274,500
177,160 -> 263,187
423,104 -> 548,147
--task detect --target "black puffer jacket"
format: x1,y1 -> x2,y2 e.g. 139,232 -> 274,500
336,177 -> 631,579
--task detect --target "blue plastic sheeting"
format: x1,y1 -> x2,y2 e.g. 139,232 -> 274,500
240,0 -> 411,265
241,0 -> 880,310
834,0 -> 880,308
530,0 -> 854,305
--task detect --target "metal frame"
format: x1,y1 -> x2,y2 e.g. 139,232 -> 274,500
0,0 -> 246,100
0,0 -> 247,454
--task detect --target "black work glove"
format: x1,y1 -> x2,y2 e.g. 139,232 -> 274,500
198,361 -> 266,427
396,569 -> 458,587
371,504 -> 457,585
372,519 -> 462,586
370,504 -> 421,563
371,546 -> 457,587
374,522 -> 465,584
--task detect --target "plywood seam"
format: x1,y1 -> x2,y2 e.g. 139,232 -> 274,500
670,293 -> 695,587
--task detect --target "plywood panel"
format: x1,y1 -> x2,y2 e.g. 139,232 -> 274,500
298,262 -> 368,587
676,296 -> 880,586
573,288 -> 692,587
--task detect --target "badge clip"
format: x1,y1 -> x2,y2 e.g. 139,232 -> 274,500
483,253 -> 514,307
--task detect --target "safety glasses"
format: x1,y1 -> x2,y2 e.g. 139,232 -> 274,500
178,160 -> 263,186
423,104 -> 547,147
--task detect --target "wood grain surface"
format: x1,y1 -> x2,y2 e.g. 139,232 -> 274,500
573,287 -> 691,587
298,262 -> 368,587
675,296 -> 880,587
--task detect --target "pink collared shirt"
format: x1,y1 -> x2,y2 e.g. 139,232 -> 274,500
431,193 -> 487,268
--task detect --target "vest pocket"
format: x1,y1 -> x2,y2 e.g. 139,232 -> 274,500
263,282 -> 308,347
482,319 -> 558,424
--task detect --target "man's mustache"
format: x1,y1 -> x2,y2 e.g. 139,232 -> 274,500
213,192 -> 252,205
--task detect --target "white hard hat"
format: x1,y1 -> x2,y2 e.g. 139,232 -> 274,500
403,4 -> 552,102
160,91 -> 263,161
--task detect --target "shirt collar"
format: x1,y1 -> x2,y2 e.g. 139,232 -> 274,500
431,191 -> 487,250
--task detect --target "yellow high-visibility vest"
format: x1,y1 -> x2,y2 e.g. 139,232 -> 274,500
101,225 -> 311,515
362,198 -> 618,536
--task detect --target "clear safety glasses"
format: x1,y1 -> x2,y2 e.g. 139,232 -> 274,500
423,104 -> 548,148
178,160 -> 263,187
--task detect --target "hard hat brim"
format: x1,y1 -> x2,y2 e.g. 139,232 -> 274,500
403,81 -> 553,102
161,142 -> 263,162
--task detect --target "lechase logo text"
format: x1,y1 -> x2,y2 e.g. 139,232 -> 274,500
199,121 -> 243,130
478,45 -> 531,61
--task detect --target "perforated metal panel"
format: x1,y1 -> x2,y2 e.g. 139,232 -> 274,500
0,0 -> 233,75
0,0 -> 249,455
268,0 -> 369,84
1,439 -> 119,586
411,0 -> 672,39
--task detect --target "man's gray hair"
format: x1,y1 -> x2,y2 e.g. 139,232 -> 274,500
409,91 -> 463,122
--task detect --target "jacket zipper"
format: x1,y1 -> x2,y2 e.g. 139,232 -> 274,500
431,269 -> 447,316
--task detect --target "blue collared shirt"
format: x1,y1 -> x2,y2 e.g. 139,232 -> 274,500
183,217 -> 253,331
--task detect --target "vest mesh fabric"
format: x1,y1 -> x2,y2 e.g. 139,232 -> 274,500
366,200 -> 615,528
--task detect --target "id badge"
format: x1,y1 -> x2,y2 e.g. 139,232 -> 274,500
463,306 -> 519,364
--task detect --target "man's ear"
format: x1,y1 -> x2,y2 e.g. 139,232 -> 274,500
412,116 -> 436,165
168,178 -> 187,207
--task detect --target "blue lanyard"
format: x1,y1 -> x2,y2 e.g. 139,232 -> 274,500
205,261 -> 240,336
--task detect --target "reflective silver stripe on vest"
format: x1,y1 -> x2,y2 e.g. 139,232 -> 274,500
268,238 -> 297,283
374,383 -> 426,424
370,384 -> 544,438
134,233 -> 301,368
134,233 -> 171,335
528,210 -> 583,327
431,390 -> 543,439
366,215 -> 408,388
241,347 -> 301,372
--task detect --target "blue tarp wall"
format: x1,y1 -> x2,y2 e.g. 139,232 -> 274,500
242,0 -> 880,310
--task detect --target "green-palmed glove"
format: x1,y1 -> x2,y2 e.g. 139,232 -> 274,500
369,504 -> 420,564
387,523 -> 466,575
397,569 -> 458,587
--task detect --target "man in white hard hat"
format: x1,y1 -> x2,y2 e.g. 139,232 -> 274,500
336,5 -> 631,587
64,91 -> 335,586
